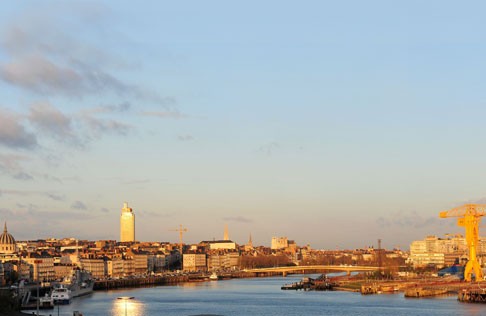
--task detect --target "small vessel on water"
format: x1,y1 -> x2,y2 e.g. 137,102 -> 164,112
39,294 -> 54,309
51,285 -> 71,304
20,293 -> 55,310
209,272 -> 219,280
56,240 -> 94,298
281,275 -> 334,291
60,269 -> 94,298
50,269 -> 94,305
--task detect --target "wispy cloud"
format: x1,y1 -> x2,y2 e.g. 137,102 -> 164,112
0,153 -> 34,180
100,207 -> 110,213
0,5 -> 175,106
40,174 -> 63,183
46,193 -> 65,201
0,189 -> 38,197
223,216 -> 253,223
0,108 -> 37,149
376,210 -> 445,229
28,102 -> 79,144
0,189 -> 66,201
12,172 -> 34,181
80,115 -> 132,139
461,197 -> 486,205
3,102 -> 132,153
0,153 -> 28,170
1,55 -> 84,96
178,134 -> 194,141
141,111 -> 191,119
256,142 -> 280,156
71,200 -> 87,210
138,210 -> 175,218
84,102 -> 131,114
1,204 -> 111,239
122,179 -> 151,185
0,208 -> 15,217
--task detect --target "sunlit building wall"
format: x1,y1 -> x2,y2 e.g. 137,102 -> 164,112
54,264 -> 76,280
120,202 -> 135,242
24,253 -> 55,281
410,253 -> 445,268
208,241 -> 236,250
208,252 -> 240,271
80,258 -> 106,279
123,258 -> 135,276
271,237 -> 288,250
183,253 -> 207,272
106,256 -> 124,277
409,235 -> 471,268
148,253 -> 166,273
127,250 -> 148,274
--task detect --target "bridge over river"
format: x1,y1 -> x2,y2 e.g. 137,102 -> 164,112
243,265 -> 380,276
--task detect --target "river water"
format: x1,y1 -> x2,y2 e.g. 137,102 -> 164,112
28,275 -> 486,316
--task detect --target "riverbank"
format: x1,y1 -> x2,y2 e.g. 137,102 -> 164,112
92,272 -> 475,299
10,272 -> 484,315
333,275 -> 478,298
93,272 -> 254,290
19,275 -> 477,316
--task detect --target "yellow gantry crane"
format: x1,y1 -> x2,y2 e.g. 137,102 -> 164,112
439,203 -> 486,282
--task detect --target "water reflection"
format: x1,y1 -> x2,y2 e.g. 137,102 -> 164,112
112,296 -> 144,316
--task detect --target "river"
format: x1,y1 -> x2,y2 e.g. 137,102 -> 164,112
27,275 -> 486,316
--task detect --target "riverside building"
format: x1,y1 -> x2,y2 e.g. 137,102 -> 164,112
408,234 -> 486,268
271,237 -> 288,250
120,202 -> 135,242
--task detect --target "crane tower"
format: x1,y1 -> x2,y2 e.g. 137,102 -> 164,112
439,203 -> 486,282
170,224 -> 188,254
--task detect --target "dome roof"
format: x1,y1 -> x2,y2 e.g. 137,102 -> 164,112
0,222 -> 15,245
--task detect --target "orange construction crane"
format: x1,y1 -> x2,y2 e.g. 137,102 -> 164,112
439,203 -> 486,282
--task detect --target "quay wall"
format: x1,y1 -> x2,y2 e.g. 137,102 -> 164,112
94,275 -> 190,290
458,288 -> 486,303
93,272 -> 269,290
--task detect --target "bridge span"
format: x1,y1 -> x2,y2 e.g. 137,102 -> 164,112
243,265 -> 380,276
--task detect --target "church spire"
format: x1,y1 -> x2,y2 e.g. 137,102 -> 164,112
3,221 -> 7,233
223,224 -> 229,240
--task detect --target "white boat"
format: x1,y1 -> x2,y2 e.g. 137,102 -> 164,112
61,269 -> 94,298
39,294 -> 54,309
209,272 -> 218,280
51,285 -> 71,304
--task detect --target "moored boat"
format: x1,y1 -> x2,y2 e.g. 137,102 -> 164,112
51,285 -> 71,304
60,269 -> 94,298
71,270 -> 94,297
39,294 -> 54,309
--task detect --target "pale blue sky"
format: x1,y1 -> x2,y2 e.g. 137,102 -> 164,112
1,1 -> 485,249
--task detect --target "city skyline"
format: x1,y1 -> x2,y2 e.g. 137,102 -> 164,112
1,1 -> 486,249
